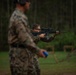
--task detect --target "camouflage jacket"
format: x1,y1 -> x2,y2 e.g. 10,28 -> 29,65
8,8 -> 40,53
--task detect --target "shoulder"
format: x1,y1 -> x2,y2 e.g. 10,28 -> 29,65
10,9 -> 28,27
10,10 -> 20,22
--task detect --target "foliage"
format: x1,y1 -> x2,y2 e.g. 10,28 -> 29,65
37,31 -> 76,51
0,0 -> 76,51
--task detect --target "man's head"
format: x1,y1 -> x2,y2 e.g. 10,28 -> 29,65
32,24 -> 41,32
14,0 -> 31,12
14,0 -> 30,5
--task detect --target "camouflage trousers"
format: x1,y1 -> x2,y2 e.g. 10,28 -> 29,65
9,47 -> 40,75
33,56 -> 40,75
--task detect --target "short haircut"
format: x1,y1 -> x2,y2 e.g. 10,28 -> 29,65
32,24 -> 40,29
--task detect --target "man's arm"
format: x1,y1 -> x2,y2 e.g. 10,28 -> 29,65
14,20 -> 47,57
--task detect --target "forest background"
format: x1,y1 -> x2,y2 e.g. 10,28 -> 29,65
0,0 -> 76,51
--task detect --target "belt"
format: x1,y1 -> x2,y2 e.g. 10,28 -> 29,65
10,43 -> 25,48
10,43 -> 36,50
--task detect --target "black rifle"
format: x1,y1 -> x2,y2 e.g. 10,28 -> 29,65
32,28 -> 58,36
32,28 -> 60,42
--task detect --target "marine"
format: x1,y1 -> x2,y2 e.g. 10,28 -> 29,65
8,0 -> 47,75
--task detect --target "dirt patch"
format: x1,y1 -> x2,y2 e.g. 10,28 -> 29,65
41,72 -> 76,75
0,73 -> 10,75
0,71 -> 10,75
63,73 -> 76,75
0,72 -> 76,75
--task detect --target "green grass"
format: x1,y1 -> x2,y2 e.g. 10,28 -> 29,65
0,51 -> 76,75
0,52 -> 10,71
39,52 -> 76,75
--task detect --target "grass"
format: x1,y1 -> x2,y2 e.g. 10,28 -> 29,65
0,51 -> 76,75
39,51 -> 76,75
0,52 -> 9,70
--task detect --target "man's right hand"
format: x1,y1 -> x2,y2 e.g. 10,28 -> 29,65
37,49 -> 47,58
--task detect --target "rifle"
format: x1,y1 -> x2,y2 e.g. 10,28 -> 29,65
32,28 -> 60,42
32,28 -> 59,36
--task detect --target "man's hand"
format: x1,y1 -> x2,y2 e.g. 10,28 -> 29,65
39,34 -> 45,38
37,49 -> 47,58
52,30 -> 60,37
55,31 -> 60,35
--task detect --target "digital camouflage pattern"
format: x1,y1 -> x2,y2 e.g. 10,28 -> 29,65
33,56 -> 40,75
8,8 -> 41,75
33,36 -> 41,75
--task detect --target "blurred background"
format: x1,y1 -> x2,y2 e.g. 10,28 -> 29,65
0,0 -> 76,51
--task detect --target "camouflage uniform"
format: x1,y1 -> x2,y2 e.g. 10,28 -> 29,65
32,37 -> 41,75
33,55 -> 40,75
8,8 -> 41,75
